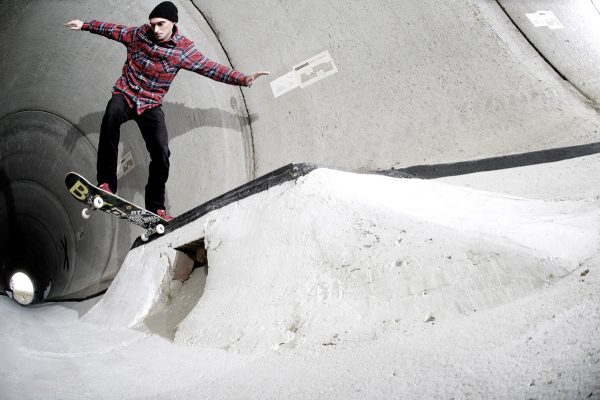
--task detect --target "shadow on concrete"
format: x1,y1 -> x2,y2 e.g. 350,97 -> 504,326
139,266 -> 208,341
73,101 -> 250,142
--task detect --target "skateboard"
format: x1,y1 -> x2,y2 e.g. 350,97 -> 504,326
65,172 -> 168,241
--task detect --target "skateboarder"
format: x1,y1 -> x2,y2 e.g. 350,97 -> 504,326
65,1 -> 269,221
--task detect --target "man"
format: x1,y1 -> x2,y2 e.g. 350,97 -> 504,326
65,1 -> 269,221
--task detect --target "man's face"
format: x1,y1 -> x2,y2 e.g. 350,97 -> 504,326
149,17 -> 174,42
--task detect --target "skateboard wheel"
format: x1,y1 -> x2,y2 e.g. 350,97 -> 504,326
92,196 -> 104,209
141,233 -> 149,242
81,208 -> 91,219
155,224 -> 165,235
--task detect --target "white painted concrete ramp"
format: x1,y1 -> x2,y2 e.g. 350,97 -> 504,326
2,168 -> 600,398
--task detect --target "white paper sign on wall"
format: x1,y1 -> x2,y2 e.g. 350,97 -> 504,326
117,150 -> 135,179
270,51 -> 338,98
526,11 -> 564,30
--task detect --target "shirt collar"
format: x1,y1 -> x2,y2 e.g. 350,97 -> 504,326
170,25 -> 182,43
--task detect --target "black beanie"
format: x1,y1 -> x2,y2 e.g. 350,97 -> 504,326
149,1 -> 179,23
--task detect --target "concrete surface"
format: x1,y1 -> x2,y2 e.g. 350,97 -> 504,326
209,0 -> 600,173
1,168 -> 599,399
1,0 -> 600,397
1,0 -> 253,298
0,0 -> 598,352
498,0 -> 600,103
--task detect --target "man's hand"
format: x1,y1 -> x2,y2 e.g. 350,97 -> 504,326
65,20 -> 84,30
246,71 -> 270,87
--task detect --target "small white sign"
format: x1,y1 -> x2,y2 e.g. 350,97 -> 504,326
270,71 -> 301,98
294,50 -> 338,88
526,11 -> 564,30
270,50 -> 338,98
116,150 -> 135,179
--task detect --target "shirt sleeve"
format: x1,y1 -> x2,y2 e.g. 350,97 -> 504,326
179,43 -> 249,86
82,20 -> 137,45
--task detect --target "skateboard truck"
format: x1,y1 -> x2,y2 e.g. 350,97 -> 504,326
81,195 -> 105,219
140,223 -> 165,242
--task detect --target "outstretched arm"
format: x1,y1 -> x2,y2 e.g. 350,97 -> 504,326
65,19 -> 136,45
180,44 -> 269,87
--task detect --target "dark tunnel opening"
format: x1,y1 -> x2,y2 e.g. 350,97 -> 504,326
1,212 -> 56,304
0,111 -> 121,304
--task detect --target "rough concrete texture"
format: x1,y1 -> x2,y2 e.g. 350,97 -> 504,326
1,168 -> 599,399
200,0 -> 600,173
498,0 -> 600,103
0,0 -> 599,370
1,0 -> 600,396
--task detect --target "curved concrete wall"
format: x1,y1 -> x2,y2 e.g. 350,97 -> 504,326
0,0 -> 252,299
1,0 -> 599,299
498,0 -> 600,103
201,0 -> 600,174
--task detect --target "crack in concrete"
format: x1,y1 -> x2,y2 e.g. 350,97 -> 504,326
187,0 -> 257,180
494,0 -> 599,110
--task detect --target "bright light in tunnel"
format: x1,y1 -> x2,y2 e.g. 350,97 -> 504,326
10,272 -> 35,305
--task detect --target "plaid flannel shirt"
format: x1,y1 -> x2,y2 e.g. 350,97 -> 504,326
82,20 -> 249,115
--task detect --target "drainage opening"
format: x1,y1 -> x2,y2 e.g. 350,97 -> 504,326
142,239 -> 209,339
175,239 -> 209,280
9,271 -> 35,305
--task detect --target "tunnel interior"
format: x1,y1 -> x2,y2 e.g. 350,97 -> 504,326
0,0 -> 258,304
1,0 -> 599,307
0,1 -> 599,398
0,111 -> 116,303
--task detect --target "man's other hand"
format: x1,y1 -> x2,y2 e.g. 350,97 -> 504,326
65,20 -> 84,30
247,71 -> 270,87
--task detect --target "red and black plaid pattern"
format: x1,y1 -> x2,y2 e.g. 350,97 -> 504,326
82,20 -> 249,115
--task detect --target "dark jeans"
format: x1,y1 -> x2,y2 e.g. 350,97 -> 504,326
97,94 -> 170,212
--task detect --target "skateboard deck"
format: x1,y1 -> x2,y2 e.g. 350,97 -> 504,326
65,172 -> 168,241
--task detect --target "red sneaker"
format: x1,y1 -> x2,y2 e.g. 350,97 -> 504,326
156,209 -> 173,221
98,183 -> 113,194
